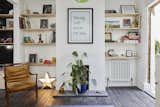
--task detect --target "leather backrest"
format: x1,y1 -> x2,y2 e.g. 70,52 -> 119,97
4,64 -> 30,83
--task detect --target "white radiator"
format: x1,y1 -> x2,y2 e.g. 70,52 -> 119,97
107,60 -> 135,82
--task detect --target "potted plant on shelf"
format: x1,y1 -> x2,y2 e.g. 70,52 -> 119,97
68,51 -> 89,94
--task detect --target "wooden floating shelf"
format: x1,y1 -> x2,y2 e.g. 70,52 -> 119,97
22,28 -> 55,32
105,27 -> 140,30
105,13 -> 140,17
106,56 -> 138,60
21,13 -> 55,17
0,28 -> 13,31
105,42 -> 139,45
0,14 -> 13,18
0,43 -> 13,45
23,43 -> 55,46
30,63 -> 56,66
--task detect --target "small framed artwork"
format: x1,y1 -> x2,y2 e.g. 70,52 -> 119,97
29,54 -> 37,63
126,50 -> 132,57
105,32 -> 112,42
120,5 -> 136,14
68,8 -> 93,44
123,19 -> 131,27
43,5 -> 52,14
6,19 -> 14,28
40,19 -> 48,28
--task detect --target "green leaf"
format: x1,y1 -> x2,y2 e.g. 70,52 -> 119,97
72,51 -> 78,57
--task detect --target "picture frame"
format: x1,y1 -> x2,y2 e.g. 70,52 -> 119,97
29,54 -> 37,63
120,5 -> 136,14
43,4 -> 52,14
105,20 -> 120,28
68,8 -> 93,44
123,19 -> 131,27
105,32 -> 112,42
40,19 -> 48,28
6,19 -> 14,28
126,50 -> 132,57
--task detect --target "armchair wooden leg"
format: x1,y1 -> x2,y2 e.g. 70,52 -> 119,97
5,92 -> 10,107
35,86 -> 38,100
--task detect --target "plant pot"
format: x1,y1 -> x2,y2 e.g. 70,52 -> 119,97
80,84 -> 87,93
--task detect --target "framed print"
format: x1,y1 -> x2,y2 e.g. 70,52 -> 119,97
123,19 -> 131,27
29,54 -> 37,63
43,4 -> 52,14
68,8 -> 93,44
40,19 -> 48,28
126,50 -> 132,57
120,5 -> 136,14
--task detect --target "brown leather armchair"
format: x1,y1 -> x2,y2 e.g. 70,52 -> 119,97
4,63 -> 38,107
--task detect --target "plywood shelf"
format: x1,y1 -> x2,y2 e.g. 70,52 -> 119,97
22,28 -> 55,32
0,43 -> 13,45
21,13 -> 55,17
106,56 -> 138,60
105,13 -> 140,17
30,63 -> 56,66
23,43 -> 55,46
105,42 -> 139,45
105,27 -> 140,30
0,28 -> 13,31
0,14 -> 13,18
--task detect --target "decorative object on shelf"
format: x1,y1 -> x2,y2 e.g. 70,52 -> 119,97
38,34 -> 43,43
105,32 -> 112,42
126,50 -> 132,57
39,58 -> 43,64
44,60 -> 52,64
121,31 -> 140,44
105,10 -> 117,13
107,49 -> 117,57
0,37 -> 13,43
105,20 -> 120,28
19,17 -> 31,29
68,8 -> 93,44
9,9 -> 14,14
33,12 -> 39,14
123,19 -> 131,27
40,19 -> 48,28
39,72 -> 56,89
52,32 -> 56,43
43,4 -> 52,14
29,53 -> 37,63
24,36 -> 34,43
6,19 -> 13,29
75,0 -> 88,3
155,41 -> 160,55
132,16 -> 139,28
120,5 -> 136,14
52,57 -> 56,64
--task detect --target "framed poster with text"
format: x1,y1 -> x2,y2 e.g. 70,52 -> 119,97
68,8 -> 93,44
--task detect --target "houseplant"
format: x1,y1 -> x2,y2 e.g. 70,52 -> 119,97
69,51 -> 89,94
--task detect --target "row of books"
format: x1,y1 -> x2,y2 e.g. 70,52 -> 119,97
19,17 -> 31,29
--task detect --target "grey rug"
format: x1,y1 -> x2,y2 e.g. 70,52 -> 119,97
48,105 -> 114,107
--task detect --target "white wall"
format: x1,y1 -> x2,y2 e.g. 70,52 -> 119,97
56,0 -> 105,91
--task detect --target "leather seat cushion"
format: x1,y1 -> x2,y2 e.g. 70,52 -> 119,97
7,78 -> 36,92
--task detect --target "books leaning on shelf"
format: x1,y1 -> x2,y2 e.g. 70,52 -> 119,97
19,17 -> 31,29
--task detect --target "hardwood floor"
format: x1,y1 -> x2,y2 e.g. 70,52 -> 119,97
0,87 -> 155,107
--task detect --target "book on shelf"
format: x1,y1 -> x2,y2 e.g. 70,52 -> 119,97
19,17 -> 31,29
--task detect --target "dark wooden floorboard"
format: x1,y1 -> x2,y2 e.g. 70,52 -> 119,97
0,87 -> 155,107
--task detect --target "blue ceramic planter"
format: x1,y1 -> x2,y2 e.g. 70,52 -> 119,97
80,84 -> 87,93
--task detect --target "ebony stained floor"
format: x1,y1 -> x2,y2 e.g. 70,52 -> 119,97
0,87 -> 155,107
